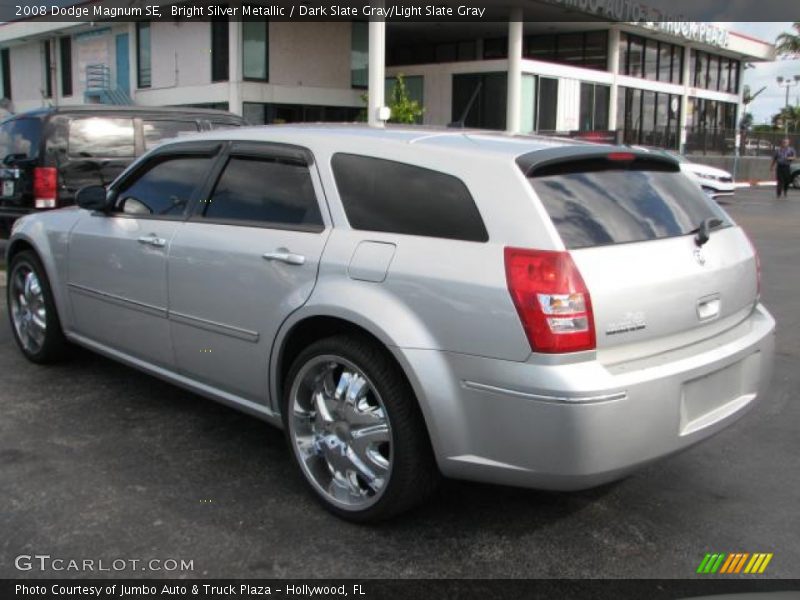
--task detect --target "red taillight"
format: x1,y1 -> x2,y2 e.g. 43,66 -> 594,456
33,167 -> 58,209
743,230 -> 761,299
607,152 -> 636,162
504,247 -> 596,353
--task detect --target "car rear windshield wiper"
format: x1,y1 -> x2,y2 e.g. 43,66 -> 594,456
693,217 -> 723,247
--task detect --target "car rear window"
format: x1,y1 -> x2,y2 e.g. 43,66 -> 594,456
0,118 -> 42,160
331,153 -> 488,242
525,157 -> 730,249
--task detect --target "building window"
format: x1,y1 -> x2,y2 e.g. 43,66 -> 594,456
136,22 -> 151,88
482,38 -> 508,60
59,37 -> 72,96
536,77 -> 558,132
242,15 -> 268,81
42,40 -> 53,98
388,38 -> 477,67
579,83 -> 610,132
617,86 -> 681,149
211,15 -> 229,82
351,21 -> 368,87
1,49 -> 11,100
690,50 -> 739,93
452,72 -> 507,130
524,31 -> 608,71
619,33 -> 683,84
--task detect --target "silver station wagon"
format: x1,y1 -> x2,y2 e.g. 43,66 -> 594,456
5,126 -> 775,521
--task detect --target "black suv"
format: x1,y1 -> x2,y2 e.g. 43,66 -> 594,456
0,105 -> 245,235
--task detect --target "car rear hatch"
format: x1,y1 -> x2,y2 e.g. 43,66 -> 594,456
0,117 -> 45,216
518,148 -> 759,362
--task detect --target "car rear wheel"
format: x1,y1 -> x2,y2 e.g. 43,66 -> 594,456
283,334 -> 439,522
793,173 -> 800,189
7,250 -> 68,363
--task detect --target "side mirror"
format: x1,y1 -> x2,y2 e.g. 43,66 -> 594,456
76,185 -> 112,212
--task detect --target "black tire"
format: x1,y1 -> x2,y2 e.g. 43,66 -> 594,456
6,250 -> 68,363
793,173 -> 800,190
282,334 -> 439,522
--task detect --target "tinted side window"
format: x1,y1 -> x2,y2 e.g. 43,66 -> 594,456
143,120 -> 200,149
0,118 -> 42,160
202,156 -> 322,228
69,117 -> 134,158
331,154 -> 488,242
210,121 -> 242,130
116,156 -> 213,217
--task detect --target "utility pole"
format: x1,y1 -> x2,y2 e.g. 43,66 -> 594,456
776,75 -> 800,135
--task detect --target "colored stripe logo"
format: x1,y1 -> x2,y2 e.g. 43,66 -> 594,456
696,553 -> 773,574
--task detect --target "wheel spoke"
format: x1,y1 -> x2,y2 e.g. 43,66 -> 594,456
313,390 -> 335,424
345,445 -> 385,492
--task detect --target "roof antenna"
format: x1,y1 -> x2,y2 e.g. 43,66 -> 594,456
448,81 -> 482,128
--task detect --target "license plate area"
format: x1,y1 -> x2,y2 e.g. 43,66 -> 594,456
679,352 -> 761,436
1,180 -> 14,198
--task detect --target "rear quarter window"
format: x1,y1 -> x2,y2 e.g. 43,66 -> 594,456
0,118 -> 42,160
525,156 -> 730,249
331,153 -> 488,242
143,120 -> 200,150
68,117 -> 134,158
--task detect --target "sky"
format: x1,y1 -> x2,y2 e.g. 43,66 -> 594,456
727,22 -> 800,125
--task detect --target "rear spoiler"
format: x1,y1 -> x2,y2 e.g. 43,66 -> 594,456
516,146 -> 680,178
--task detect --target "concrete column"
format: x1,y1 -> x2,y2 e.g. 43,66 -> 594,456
368,18 -> 387,127
506,10 -> 523,134
607,28 -> 620,132
228,18 -> 243,116
679,44 -> 692,152
127,23 -> 137,100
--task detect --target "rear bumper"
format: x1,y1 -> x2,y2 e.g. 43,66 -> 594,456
402,304 -> 775,490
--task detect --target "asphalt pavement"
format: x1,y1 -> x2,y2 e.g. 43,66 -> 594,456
0,187 -> 798,579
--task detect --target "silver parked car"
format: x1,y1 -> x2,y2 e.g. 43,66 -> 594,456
5,126 -> 775,521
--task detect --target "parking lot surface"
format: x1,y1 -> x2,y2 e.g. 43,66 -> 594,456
1,187 -> 798,579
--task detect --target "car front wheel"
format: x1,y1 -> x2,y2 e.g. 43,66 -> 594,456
7,250 -> 68,363
283,334 -> 439,522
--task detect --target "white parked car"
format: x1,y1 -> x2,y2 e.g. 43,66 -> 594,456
664,150 -> 735,199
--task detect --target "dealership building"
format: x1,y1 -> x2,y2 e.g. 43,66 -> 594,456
0,4 -> 775,152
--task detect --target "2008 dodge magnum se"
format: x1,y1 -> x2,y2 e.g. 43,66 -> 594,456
5,126 -> 775,521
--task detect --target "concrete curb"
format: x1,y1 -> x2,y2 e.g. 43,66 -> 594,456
734,181 -> 777,188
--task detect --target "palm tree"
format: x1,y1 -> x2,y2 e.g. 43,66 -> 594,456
776,23 -> 800,57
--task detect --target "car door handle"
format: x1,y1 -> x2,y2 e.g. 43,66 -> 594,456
137,235 -> 167,248
262,250 -> 306,266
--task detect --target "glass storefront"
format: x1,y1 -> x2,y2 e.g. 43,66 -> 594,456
616,86 -> 682,149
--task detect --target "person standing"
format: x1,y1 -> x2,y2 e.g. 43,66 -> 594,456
771,138 -> 796,198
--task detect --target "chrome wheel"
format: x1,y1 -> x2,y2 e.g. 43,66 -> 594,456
289,355 -> 392,510
9,264 -> 47,355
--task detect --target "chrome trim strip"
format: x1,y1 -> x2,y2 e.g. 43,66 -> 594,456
67,283 -> 166,318
461,380 -> 627,404
169,311 -> 260,343
67,283 -> 259,343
